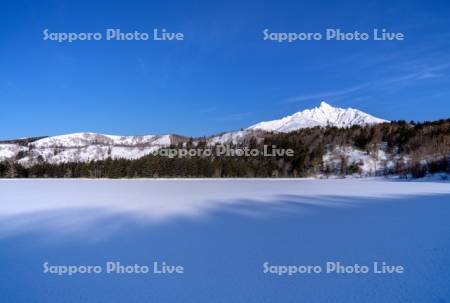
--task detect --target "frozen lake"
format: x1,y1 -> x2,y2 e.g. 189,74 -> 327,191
1,179 -> 449,302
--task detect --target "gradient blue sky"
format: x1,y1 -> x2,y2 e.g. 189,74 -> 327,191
1,0 -> 449,139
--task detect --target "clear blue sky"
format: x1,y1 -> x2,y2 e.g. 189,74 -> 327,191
1,0 -> 449,139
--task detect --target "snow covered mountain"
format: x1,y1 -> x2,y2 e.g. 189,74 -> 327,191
0,102 -> 390,165
248,101 -> 388,132
0,133 -> 177,165
31,132 -> 172,148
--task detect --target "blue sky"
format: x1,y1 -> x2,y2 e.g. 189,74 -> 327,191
1,0 -> 449,139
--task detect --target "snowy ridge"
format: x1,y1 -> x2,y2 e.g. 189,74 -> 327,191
0,102 -> 391,165
0,132 -> 175,165
31,132 -> 172,148
248,102 -> 388,132
206,129 -> 267,145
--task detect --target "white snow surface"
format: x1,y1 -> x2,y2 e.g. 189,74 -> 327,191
1,179 -> 449,302
248,101 -> 388,132
0,179 -> 449,221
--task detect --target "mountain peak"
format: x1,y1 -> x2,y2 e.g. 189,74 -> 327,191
248,101 -> 388,132
319,101 -> 332,109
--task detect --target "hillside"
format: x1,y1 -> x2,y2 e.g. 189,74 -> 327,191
1,119 -> 449,178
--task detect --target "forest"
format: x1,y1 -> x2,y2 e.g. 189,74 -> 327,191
1,119 -> 449,178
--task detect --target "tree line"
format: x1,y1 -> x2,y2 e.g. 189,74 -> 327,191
1,119 -> 449,178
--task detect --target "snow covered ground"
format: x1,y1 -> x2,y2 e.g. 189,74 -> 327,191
0,179 -> 449,302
